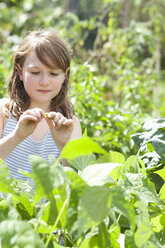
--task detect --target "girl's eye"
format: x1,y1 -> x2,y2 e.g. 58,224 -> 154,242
31,72 -> 40,75
50,72 -> 59,76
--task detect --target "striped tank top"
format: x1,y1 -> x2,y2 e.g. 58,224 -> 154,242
1,117 -> 60,182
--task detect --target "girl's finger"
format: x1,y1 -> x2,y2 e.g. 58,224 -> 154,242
53,112 -> 62,122
20,114 -> 39,123
24,108 -> 44,120
63,119 -> 73,127
55,117 -> 67,129
45,116 -> 55,129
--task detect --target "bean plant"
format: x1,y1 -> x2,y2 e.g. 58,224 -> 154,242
0,128 -> 164,247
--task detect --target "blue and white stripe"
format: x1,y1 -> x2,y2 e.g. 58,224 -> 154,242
1,117 -> 60,181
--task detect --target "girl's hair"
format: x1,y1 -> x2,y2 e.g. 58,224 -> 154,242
4,30 -> 74,119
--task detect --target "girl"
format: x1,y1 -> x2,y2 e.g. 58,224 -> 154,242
0,30 -> 82,182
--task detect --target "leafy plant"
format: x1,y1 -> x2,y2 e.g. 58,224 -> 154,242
0,134 -> 164,247
70,61 -> 148,156
132,118 -> 165,192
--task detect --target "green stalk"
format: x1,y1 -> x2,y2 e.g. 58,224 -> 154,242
45,198 -> 68,247
52,154 -> 62,168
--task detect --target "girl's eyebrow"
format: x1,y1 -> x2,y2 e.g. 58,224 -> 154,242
28,66 -> 41,69
28,66 -> 62,71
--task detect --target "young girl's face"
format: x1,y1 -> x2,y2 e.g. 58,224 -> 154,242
19,51 -> 65,110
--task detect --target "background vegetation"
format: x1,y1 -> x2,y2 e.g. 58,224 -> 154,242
0,1 -> 165,247
0,0 -> 165,157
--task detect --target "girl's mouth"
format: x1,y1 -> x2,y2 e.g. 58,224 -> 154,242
37,90 -> 50,94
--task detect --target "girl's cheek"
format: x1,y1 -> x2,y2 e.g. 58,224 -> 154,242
26,74 -> 36,83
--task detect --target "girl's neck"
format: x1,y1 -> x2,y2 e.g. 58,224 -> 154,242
29,102 -> 51,112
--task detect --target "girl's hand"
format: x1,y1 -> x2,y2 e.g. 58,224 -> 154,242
44,112 -> 74,150
15,108 -> 44,140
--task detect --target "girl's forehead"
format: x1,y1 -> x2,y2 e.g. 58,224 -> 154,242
24,51 -> 60,70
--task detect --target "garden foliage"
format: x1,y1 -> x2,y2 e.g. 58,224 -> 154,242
0,132 -> 164,247
0,1 -> 165,247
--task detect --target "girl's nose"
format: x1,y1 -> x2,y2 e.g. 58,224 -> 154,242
39,73 -> 49,85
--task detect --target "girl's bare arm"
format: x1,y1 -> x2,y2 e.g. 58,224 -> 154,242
0,103 -> 44,160
0,99 -> 22,159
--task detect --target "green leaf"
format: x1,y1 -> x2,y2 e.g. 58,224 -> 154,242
30,155 -> 68,202
134,201 -> 153,247
151,214 -> 164,232
79,234 -> 99,248
61,136 -> 107,159
154,167 -> 165,180
97,151 -> 125,164
80,186 -> 112,222
13,194 -> 34,218
30,155 -> 68,224
68,153 -> 96,171
110,165 -> 125,181
123,173 -> 160,204
146,233 -> 164,248
132,118 -> 165,162
80,163 -> 118,186
30,156 -> 53,203
66,170 -> 87,232
160,214 -> 165,227
109,224 -> 121,248
0,220 -> 45,247
159,184 -> 165,199
0,163 -> 15,194
98,222 -> 111,247
125,230 -> 137,248
111,187 -> 136,231
125,155 -> 145,173
80,222 -> 111,248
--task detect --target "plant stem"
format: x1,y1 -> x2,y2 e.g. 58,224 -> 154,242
52,155 -> 62,168
45,198 -> 67,247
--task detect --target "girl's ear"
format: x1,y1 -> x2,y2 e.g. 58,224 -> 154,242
17,64 -> 23,81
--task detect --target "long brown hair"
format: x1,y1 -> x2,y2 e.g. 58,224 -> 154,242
4,30 -> 74,119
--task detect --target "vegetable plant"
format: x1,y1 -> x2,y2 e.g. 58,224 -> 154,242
0,132 -> 164,247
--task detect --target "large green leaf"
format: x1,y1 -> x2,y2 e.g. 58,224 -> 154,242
68,153 -> 96,171
97,151 -> 125,164
30,155 -> 68,201
61,136 -> 107,160
80,186 -> 112,222
73,186 -> 112,235
66,170 -> 87,232
30,155 -> 68,224
80,163 -> 118,186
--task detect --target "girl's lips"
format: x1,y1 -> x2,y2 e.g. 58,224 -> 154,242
37,90 -> 50,94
